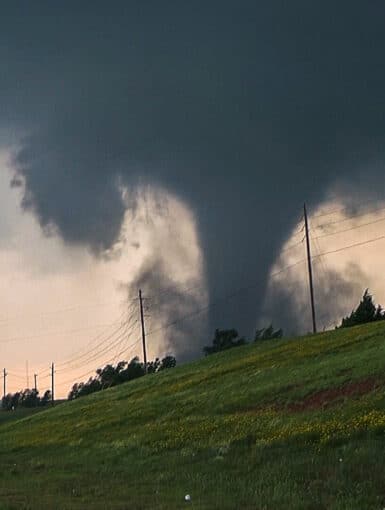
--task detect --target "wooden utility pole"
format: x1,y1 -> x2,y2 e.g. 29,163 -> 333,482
51,363 -> 55,406
3,368 -> 7,398
34,373 -> 38,392
304,203 -> 317,334
139,289 -> 148,373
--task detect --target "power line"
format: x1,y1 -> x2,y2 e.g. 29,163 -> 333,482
310,229 -> 339,331
313,214 -> 385,239
280,236 -> 305,254
52,323 -> 125,369
7,372 -> 26,381
290,215 -> 305,236
139,289 -> 148,373
56,337 -> 142,388
56,318 -> 139,372
312,233 -> 385,259
147,258 -> 306,337
37,373 -> 51,382
0,320 -> 125,345
56,329 -> 130,373
5,301 -> 141,393
314,203 -> 385,230
0,298 -> 131,327
312,197 -> 385,219
304,204 -> 317,334
58,329 -> 138,374
27,318 -> 134,380
55,306 -> 137,369
112,331 -> 131,365
31,326 -> 129,380
144,281 -> 208,305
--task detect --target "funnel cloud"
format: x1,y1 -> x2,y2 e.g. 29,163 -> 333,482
2,2 -> 385,348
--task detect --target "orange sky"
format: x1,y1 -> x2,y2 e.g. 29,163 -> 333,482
0,150 -> 207,398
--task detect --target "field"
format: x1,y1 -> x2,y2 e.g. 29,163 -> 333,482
1,322 -> 385,508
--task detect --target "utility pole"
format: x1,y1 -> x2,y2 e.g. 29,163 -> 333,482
51,363 -> 55,406
304,203 -> 317,334
139,289 -> 148,373
34,373 -> 38,392
26,360 -> 29,388
3,368 -> 7,398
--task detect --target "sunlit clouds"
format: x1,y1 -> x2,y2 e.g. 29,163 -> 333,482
262,190 -> 385,334
0,150 -> 207,397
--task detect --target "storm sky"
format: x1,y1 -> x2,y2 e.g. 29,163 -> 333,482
1,2 -> 385,393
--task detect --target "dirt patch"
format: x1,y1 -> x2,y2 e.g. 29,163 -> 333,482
286,377 -> 381,413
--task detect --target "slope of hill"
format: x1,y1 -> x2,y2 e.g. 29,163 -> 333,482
1,322 -> 385,509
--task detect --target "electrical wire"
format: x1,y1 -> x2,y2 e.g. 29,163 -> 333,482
280,236 -> 305,254
147,258 -> 306,337
111,324 -> 138,365
314,203 -> 385,230
7,372 -> 26,381
14,303 -> 137,380
309,229 -> 339,331
0,320 -> 124,345
312,234 -> 385,259
313,214 -> 385,239
143,282 -> 208,306
290,215 -> 305,236
312,197 -> 385,219
56,337 -> 142,388
56,318 -> 139,372
38,373 -> 51,382
0,298 -> 131,327
55,306 -> 137,369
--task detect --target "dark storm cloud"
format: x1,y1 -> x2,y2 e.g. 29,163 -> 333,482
125,258 -> 207,361
1,1 -> 385,342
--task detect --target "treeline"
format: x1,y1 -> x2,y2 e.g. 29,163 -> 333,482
2,388 -> 52,410
1,356 -> 177,409
203,289 -> 385,356
203,324 -> 283,356
337,289 -> 385,328
2,290 -> 381,410
68,355 -> 176,400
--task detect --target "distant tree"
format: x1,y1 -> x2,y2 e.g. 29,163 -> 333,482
2,388 -> 51,410
41,390 -> 52,406
68,383 -> 80,401
119,357 -> 145,382
254,324 -> 283,341
96,364 -> 120,389
20,388 -> 40,408
159,355 -> 176,370
10,391 -> 21,410
67,354 -> 176,400
2,393 -> 14,411
338,289 -> 385,328
203,328 -> 246,356
68,377 -> 102,400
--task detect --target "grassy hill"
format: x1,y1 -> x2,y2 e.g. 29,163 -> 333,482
1,323 -> 385,509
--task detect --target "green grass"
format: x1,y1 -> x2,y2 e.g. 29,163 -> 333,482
1,323 -> 385,508
0,407 -> 48,426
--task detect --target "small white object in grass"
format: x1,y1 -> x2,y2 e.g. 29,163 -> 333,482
339,458 -> 343,462
185,494 -> 191,501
